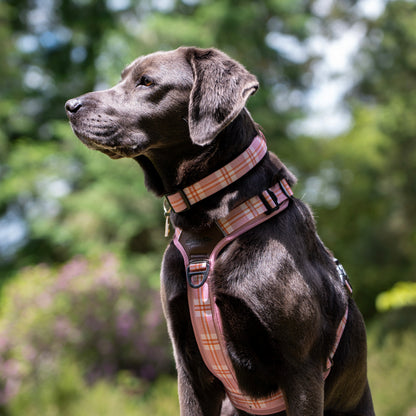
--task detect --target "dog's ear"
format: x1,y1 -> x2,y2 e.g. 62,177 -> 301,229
186,48 -> 259,146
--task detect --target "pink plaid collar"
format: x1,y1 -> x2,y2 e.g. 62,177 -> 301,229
165,134 -> 267,213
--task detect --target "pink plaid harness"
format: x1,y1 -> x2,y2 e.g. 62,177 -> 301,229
169,135 -> 350,414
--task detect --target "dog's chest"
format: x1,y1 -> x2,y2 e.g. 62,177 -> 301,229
168,226 -> 291,413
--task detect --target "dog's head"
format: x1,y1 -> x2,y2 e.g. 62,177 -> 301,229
65,47 -> 258,159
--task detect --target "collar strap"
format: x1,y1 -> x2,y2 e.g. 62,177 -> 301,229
165,134 -> 267,213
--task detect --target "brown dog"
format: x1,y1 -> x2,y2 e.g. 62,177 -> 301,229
66,47 -> 375,415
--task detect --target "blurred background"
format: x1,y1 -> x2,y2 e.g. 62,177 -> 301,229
0,0 -> 415,414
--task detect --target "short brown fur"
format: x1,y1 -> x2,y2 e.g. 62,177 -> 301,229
66,47 -> 375,416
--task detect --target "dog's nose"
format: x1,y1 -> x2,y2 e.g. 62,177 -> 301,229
65,98 -> 82,113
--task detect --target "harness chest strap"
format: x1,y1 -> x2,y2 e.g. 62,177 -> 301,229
185,261 -> 286,414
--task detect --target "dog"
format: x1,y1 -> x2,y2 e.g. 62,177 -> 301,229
66,47 -> 375,415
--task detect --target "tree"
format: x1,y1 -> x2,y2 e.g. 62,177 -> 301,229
2,0 -> 413,316
297,0 -> 416,317
0,0 -> 320,278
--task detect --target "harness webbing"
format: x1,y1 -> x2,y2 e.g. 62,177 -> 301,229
186,261 -> 286,414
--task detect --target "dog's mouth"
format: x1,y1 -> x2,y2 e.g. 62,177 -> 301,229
68,116 -> 147,159
78,138 -> 124,159
71,126 -> 123,159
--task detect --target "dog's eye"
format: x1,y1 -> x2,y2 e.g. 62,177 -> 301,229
137,76 -> 154,87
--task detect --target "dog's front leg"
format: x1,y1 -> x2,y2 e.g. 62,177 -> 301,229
161,252 -> 225,415
282,362 -> 324,416
176,362 -> 224,416
165,306 -> 225,416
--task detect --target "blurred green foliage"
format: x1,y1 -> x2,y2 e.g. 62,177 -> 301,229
367,307 -> 416,415
8,362 -> 179,416
376,282 -> 416,312
1,0 -> 416,414
0,255 -> 172,407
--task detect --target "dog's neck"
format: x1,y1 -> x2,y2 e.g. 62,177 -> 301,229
134,109 -> 295,230
134,109 -> 258,197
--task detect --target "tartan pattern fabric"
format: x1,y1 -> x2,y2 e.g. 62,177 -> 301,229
325,306 -> 349,376
217,179 -> 293,235
166,134 -> 267,213
187,263 -> 287,414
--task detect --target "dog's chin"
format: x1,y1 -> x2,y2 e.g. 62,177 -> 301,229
84,140 -> 144,159
96,148 -> 124,159
71,127 -> 147,159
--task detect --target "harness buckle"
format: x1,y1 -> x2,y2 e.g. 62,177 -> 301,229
334,258 -> 353,296
186,261 -> 210,289
259,189 -> 280,215
279,180 -> 293,199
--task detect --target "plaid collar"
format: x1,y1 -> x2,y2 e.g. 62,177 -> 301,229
165,134 -> 267,213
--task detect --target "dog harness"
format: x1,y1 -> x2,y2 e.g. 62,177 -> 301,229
167,134 -> 351,415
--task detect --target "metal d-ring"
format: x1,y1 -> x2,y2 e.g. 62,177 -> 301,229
186,261 -> 210,289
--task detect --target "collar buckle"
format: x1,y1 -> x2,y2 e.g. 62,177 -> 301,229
165,189 -> 191,214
